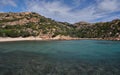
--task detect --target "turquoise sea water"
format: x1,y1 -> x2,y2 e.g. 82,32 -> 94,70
0,40 -> 120,75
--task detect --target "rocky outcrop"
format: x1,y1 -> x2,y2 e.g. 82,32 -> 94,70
3,17 -> 39,25
0,12 -> 41,25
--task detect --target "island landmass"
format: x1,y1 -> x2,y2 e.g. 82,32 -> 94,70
0,12 -> 120,42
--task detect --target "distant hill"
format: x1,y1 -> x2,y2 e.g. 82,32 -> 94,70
0,12 -> 120,40
74,19 -> 120,39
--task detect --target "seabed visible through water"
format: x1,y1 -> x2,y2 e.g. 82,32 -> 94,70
0,40 -> 120,75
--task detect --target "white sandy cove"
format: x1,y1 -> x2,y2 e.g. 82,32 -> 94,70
0,35 -> 78,42
0,37 -> 44,42
0,36 -> 106,42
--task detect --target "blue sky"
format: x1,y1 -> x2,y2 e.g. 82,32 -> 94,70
0,0 -> 120,23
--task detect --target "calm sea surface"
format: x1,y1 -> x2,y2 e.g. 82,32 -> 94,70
0,40 -> 120,75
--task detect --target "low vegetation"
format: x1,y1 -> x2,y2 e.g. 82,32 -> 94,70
0,12 -> 120,39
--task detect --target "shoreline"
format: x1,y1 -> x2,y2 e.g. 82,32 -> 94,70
0,37 -> 81,42
0,37 -> 120,42
0,37 -> 42,42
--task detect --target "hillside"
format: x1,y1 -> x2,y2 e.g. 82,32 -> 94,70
0,12 -> 74,39
74,19 -> 120,40
0,12 -> 120,40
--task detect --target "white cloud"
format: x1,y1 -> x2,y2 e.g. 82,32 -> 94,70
24,0 -> 120,23
0,0 -> 17,7
97,0 -> 120,12
26,0 -> 72,22
72,0 -> 84,7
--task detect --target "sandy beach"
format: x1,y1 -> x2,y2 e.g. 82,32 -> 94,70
0,36 -> 119,42
0,35 -> 81,42
0,37 -> 44,42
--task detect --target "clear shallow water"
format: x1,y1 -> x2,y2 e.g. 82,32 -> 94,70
0,40 -> 120,75
0,40 -> 120,60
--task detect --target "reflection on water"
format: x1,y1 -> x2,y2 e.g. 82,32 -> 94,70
0,40 -> 120,75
